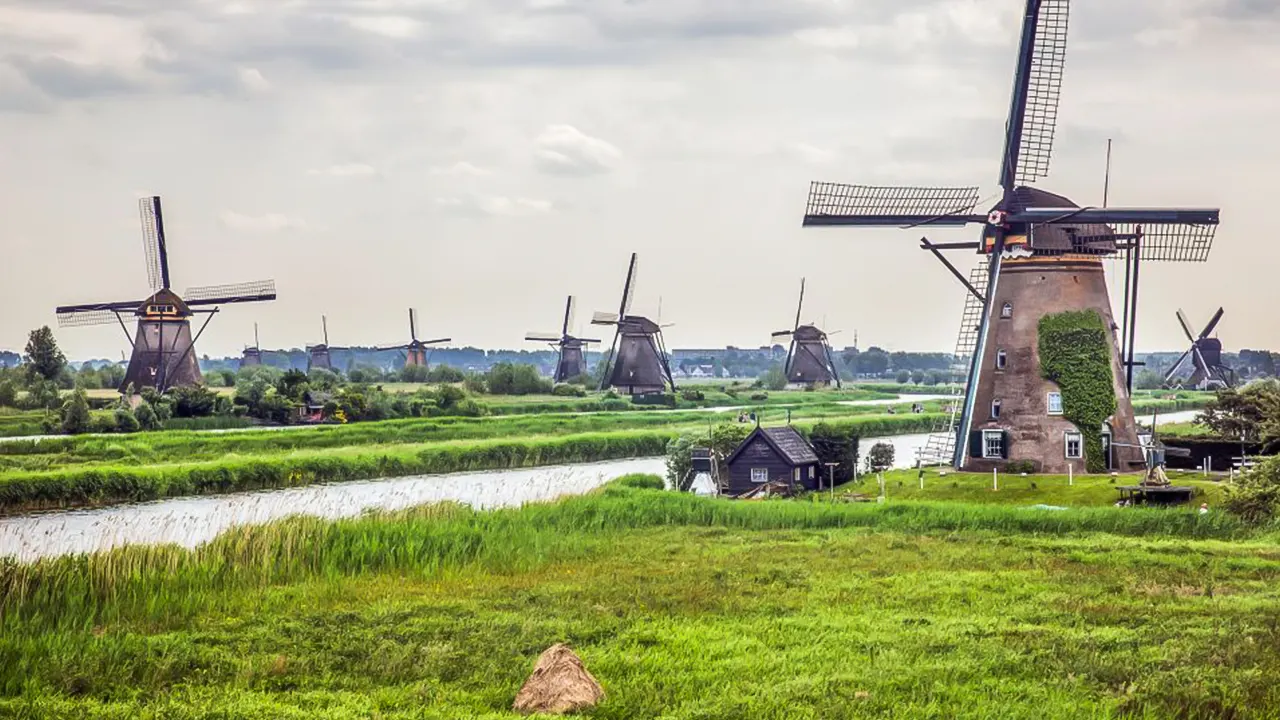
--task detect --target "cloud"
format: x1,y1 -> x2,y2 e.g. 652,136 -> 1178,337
308,163 -> 378,177
430,161 -> 491,176
219,211 -> 308,232
346,15 -> 424,39
8,55 -> 141,100
435,195 -> 552,217
533,124 -> 621,176
237,67 -> 271,93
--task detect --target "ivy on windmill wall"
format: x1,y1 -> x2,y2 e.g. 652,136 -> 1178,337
1038,310 -> 1117,474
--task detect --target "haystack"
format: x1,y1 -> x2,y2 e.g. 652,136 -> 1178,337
513,644 -> 604,715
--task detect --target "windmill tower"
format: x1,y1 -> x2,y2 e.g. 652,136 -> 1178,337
1165,308 -> 1235,390
592,253 -> 676,395
800,0 -> 1221,473
241,323 -> 263,368
379,309 -> 451,368
307,316 -> 347,372
771,279 -> 841,387
55,196 -> 277,393
526,296 -> 601,382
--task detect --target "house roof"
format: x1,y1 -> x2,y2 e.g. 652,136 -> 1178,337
726,425 -> 819,467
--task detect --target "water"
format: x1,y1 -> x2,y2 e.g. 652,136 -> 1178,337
0,458 -> 664,562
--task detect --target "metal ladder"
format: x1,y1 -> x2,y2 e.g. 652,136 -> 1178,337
916,262 -> 989,466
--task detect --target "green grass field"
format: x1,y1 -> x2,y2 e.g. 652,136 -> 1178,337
844,468 -> 1230,507
2,479 -> 1276,718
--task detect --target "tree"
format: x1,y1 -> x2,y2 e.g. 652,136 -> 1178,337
895,370 -> 911,385
0,380 -> 16,408
485,362 -> 553,395
910,370 -> 926,385
1200,380 -> 1280,452
1224,455 -> 1280,524
1133,369 -> 1166,391
135,401 -> 162,431
856,347 -> 890,376
60,389 -> 92,434
426,365 -> 465,383
808,423 -> 860,485
665,435 -> 696,491
168,385 -> 220,417
24,326 -> 66,383
865,442 -> 895,472
114,407 -> 141,433
758,364 -> 787,391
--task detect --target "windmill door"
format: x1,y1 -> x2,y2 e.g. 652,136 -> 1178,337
1101,430 -> 1113,471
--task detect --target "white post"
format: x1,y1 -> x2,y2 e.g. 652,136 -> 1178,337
993,468 -> 998,491
1068,464 -> 1073,486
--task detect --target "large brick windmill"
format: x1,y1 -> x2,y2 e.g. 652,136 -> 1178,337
771,278 -> 841,388
56,196 -> 276,393
525,296 -> 601,382
592,253 -> 676,396
801,0 -> 1221,473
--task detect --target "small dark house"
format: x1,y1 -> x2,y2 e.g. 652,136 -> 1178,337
724,426 -> 820,496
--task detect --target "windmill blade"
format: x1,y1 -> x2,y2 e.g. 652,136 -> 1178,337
578,337 -> 603,344
794,278 -> 806,331
374,343 -> 411,352
526,332 -> 562,342
420,337 -> 451,345
409,308 -> 418,341
1200,307 -> 1225,339
1163,348 -> 1192,384
1175,309 -> 1196,344
1003,0 -> 1070,187
322,315 -> 329,346
803,183 -> 984,227
138,196 -> 171,291
618,253 -> 639,319
591,311 -> 620,325
56,308 -> 125,328
562,296 -> 576,336
771,331 -> 794,341
185,280 -> 276,306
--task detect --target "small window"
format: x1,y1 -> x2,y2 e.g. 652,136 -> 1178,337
793,467 -> 801,482
1047,392 -> 1063,415
1001,302 -> 1013,319
991,400 -> 1002,419
983,430 -> 1004,459
750,468 -> 768,483
995,350 -> 1007,370
808,466 -> 815,479
1065,431 -> 1082,459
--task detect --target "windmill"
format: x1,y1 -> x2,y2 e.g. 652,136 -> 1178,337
525,296 -> 601,382
55,196 -> 276,394
307,316 -> 348,372
379,309 -> 451,369
592,253 -> 676,395
800,0 -> 1221,473
241,323 -> 263,368
771,279 -> 841,387
1165,308 -> 1235,390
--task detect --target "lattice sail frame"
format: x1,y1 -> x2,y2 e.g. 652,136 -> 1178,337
139,196 -> 166,291
805,183 -> 982,224
56,309 -> 124,328
1028,222 -> 1217,262
1016,0 -> 1069,185
184,280 -> 277,304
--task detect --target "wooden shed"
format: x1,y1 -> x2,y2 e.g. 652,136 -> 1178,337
724,426 -> 820,496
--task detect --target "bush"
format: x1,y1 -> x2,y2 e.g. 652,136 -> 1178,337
614,473 -> 665,490
89,413 -> 118,434
865,442 -> 895,472
135,401 -> 162,431
552,384 -> 587,397
680,389 -> 706,402
485,362 -> 553,396
463,373 -> 487,395
1005,459 -> 1039,475
59,390 -> 92,435
114,407 -> 141,433
0,380 -> 15,408
758,365 -> 787,391
1224,455 -> 1280,524
749,393 -> 768,402
426,365 -> 465,384
167,385 -> 220,418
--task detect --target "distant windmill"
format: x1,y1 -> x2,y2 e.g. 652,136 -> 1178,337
55,196 -> 276,393
526,296 -> 601,382
379,309 -> 450,368
592,253 -> 676,395
800,0 -> 1221,473
307,315 -> 348,372
771,279 -> 841,387
1165,308 -> 1235,390
241,323 -> 263,368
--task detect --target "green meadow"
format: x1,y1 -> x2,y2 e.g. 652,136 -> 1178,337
2,478 -> 1277,719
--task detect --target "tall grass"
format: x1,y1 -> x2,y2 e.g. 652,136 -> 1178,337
0,476 -> 1250,631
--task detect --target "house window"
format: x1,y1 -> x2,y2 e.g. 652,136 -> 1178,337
1001,302 -> 1013,319
808,466 -> 815,479
995,350 -> 1007,370
991,400 -> 1001,419
982,430 -> 1005,459
750,468 -> 768,483
1065,431 -> 1083,459
1047,392 -> 1063,415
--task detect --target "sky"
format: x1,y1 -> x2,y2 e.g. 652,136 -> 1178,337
0,0 -> 1276,361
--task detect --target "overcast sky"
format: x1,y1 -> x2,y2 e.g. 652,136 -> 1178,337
0,0 -> 1275,361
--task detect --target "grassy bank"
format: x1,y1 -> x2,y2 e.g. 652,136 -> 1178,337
2,479 -> 1275,718
847,468 -> 1230,507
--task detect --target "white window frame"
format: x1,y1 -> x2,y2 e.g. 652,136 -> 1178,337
1001,302 -> 1013,319
808,466 -> 815,479
750,467 -> 768,483
1065,431 -> 1083,459
982,430 -> 1004,459
793,467 -> 801,482
995,350 -> 1007,370
991,400 -> 1001,419
1047,392 -> 1063,415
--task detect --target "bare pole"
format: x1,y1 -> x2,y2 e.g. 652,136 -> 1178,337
1103,138 -> 1113,208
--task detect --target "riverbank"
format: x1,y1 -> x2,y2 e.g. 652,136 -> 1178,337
2,477 -> 1274,718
